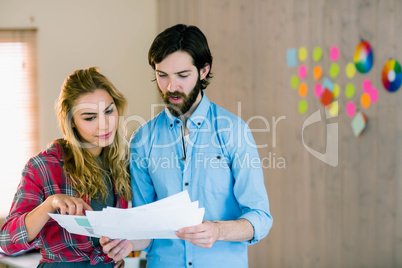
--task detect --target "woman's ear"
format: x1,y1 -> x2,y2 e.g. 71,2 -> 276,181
200,64 -> 210,80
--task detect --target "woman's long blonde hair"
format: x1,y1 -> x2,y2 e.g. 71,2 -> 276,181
56,67 -> 132,202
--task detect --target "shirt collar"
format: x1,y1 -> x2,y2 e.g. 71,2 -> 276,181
165,92 -> 211,129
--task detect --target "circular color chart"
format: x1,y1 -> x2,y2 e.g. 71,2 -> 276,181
354,40 -> 373,74
382,59 -> 402,92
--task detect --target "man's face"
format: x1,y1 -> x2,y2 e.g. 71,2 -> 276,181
155,51 -> 208,118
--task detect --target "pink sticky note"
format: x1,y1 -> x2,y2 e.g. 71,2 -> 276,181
298,65 -> 307,79
315,84 -> 323,98
362,79 -> 372,93
330,46 -> 339,61
369,87 -> 378,103
346,102 -> 356,117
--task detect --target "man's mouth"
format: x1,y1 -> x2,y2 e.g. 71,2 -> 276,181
169,96 -> 183,103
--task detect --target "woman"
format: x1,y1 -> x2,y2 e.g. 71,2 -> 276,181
0,67 -> 131,267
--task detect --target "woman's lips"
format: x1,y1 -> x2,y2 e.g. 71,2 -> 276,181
97,130 -> 114,139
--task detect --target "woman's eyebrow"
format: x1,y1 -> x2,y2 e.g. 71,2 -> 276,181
80,102 -> 114,116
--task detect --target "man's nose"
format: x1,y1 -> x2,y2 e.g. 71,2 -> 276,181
167,78 -> 176,92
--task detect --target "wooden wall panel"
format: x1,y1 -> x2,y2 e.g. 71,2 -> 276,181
155,0 -> 402,267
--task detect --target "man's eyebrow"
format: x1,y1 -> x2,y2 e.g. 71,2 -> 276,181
155,69 -> 192,75
80,102 -> 114,116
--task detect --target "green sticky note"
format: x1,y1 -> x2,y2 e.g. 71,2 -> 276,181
75,217 -> 92,228
351,111 -> 366,137
291,75 -> 299,89
313,47 -> 323,62
345,83 -> 355,99
329,63 -> 340,78
298,99 -> 308,114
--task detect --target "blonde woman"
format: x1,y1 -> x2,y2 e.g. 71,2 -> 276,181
0,67 -> 131,267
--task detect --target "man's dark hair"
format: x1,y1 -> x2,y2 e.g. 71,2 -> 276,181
148,24 -> 213,90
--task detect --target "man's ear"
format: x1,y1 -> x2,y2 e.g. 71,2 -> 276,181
200,64 -> 210,80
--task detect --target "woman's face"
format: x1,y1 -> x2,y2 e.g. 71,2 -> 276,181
72,89 -> 118,156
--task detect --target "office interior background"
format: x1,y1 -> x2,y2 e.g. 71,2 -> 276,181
1,0 -> 402,267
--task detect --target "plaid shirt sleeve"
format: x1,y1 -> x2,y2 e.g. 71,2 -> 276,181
0,159 -> 43,254
0,142 -> 128,263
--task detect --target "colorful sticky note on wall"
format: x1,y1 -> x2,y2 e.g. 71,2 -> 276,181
346,102 -> 356,117
313,47 -> 323,62
346,62 -> 356,78
322,77 -> 334,92
333,83 -> 340,98
382,58 -> 402,92
354,40 -> 373,74
315,84 -> 323,98
321,88 -> 333,107
313,66 -> 323,80
299,82 -> 308,97
330,46 -> 340,61
286,48 -> 298,67
345,83 -> 356,99
329,101 -> 339,116
291,75 -> 299,89
298,99 -> 308,114
351,111 -> 367,137
329,63 -> 340,78
299,47 -> 308,62
361,93 -> 371,108
299,65 -> 308,79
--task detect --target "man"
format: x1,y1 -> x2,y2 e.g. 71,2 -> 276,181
101,24 -> 272,267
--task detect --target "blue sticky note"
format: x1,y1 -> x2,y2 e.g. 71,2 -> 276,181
323,77 -> 334,92
286,48 -> 298,67
351,111 -> 366,137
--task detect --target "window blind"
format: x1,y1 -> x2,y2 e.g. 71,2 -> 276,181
0,29 -> 38,218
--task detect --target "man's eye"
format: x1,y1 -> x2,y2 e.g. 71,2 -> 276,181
179,75 -> 189,78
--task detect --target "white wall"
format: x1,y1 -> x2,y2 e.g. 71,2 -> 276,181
0,0 -> 159,150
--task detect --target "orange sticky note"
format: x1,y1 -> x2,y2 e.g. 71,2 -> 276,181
361,92 -> 371,108
313,66 -> 323,81
298,82 -> 308,97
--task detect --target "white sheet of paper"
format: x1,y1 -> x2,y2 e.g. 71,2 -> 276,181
48,190 -> 204,240
48,214 -> 100,238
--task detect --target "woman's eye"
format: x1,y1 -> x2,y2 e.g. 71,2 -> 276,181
157,73 -> 167,78
84,117 -> 96,121
105,108 -> 114,115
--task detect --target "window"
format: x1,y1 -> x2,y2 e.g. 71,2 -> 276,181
0,29 -> 38,218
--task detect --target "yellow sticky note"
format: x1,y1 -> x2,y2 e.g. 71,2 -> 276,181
329,101 -> 339,116
346,62 -> 356,79
299,47 -> 308,62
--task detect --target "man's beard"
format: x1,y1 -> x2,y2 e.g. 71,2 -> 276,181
158,78 -> 202,118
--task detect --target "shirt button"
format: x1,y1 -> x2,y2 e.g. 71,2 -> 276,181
176,120 -> 180,124
217,155 -> 221,159
185,182 -> 189,186
188,262 -> 192,266
197,122 -> 201,126
170,124 -> 173,127
181,157 -> 185,161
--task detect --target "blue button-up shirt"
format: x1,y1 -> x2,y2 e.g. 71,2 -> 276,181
129,94 -> 272,268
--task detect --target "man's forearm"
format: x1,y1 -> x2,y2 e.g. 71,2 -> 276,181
213,218 -> 254,242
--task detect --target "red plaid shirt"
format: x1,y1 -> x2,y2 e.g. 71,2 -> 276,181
0,140 -> 129,264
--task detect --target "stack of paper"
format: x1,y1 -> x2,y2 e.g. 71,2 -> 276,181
48,191 -> 204,240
